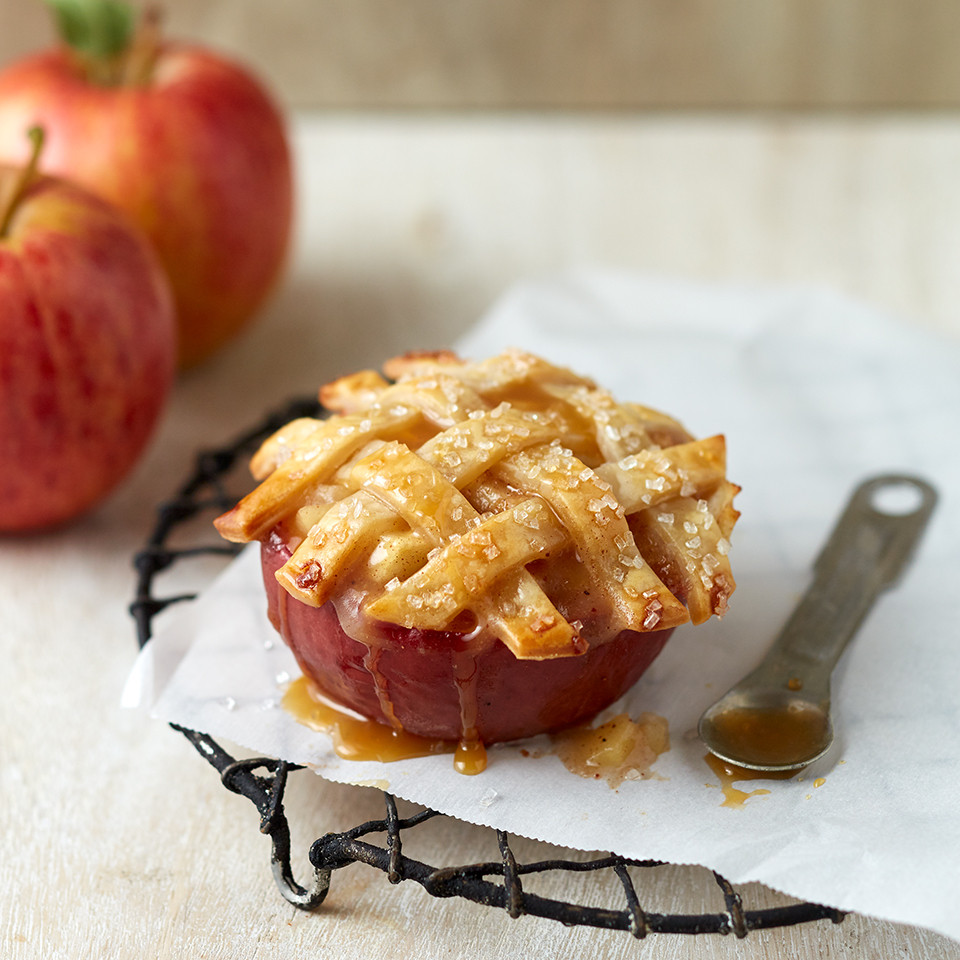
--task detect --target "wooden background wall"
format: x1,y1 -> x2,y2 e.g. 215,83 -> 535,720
1,0 -> 958,109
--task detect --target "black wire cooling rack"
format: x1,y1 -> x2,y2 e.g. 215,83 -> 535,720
130,396 -> 846,940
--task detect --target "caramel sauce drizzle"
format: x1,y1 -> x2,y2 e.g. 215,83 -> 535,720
703,753 -> 798,808
452,648 -> 487,774
362,645 -> 403,730
281,670 -> 484,775
277,572 -> 489,773
283,675 -> 456,764
453,739 -> 488,776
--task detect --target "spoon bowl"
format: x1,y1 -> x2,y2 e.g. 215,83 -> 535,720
699,689 -> 833,772
699,474 -> 937,773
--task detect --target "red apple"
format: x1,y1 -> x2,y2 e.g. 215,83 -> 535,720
0,6 -> 293,368
0,129 -> 176,532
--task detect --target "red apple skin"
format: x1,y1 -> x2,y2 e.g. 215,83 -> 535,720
0,45 -> 293,368
261,535 -> 675,743
0,171 -> 176,532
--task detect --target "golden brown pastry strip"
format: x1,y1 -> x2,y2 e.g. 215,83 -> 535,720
493,443 -> 689,634
596,435 -> 728,513
384,348 -> 594,397
249,417 -> 327,481
629,495 -> 736,624
544,385 -> 660,463
214,407 -> 421,543
319,369 -> 390,414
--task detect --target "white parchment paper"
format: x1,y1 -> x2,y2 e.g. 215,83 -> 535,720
124,271 -> 960,942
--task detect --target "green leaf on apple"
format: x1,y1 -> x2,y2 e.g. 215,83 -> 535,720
44,0 -> 134,60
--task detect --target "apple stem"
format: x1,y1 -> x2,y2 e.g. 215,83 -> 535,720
44,0 -> 134,85
44,0 -> 163,87
121,4 -> 163,87
0,127 -> 46,240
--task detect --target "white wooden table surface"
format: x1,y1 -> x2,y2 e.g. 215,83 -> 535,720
4,111 -> 960,960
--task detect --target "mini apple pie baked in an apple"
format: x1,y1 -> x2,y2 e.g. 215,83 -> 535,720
215,350 -> 739,772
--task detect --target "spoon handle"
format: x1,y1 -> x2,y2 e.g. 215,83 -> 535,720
756,475 -> 937,683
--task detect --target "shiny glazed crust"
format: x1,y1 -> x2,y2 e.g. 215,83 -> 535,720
216,349 -> 739,663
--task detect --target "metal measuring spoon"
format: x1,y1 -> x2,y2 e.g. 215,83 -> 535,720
698,474 -> 937,772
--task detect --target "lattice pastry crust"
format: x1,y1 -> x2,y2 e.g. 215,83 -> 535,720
215,350 -> 738,660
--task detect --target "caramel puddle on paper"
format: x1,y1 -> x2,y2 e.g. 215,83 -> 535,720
704,753 -> 800,808
283,675 -> 488,773
548,712 -> 670,789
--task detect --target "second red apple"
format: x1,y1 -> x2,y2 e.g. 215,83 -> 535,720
0,41 -> 294,368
